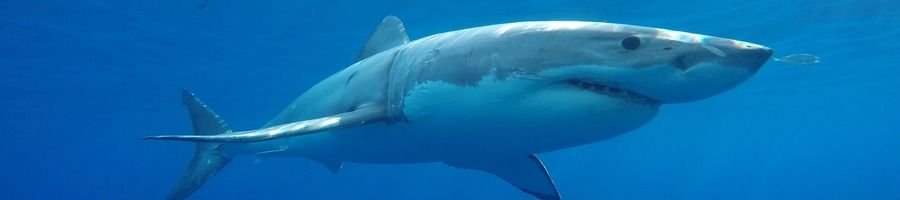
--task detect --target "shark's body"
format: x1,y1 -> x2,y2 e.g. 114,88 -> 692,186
149,16 -> 773,200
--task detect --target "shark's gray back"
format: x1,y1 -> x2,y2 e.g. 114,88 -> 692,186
264,49 -> 400,127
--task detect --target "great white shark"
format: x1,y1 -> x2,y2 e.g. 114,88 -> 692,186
146,16 -> 773,200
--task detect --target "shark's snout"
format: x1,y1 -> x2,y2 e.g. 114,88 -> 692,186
587,32 -> 777,104
720,45 -> 772,73
701,37 -> 774,73
653,40 -> 772,103
744,46 -> 774,72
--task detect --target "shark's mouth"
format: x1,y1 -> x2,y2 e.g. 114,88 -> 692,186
566,79 -> 661,105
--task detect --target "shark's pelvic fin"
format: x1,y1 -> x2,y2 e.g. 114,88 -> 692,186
357,15 -> 409,60
144,105 -> 386,143
313,159 -> 343,174
446,154 -> 561,200
166,90 -> 234,200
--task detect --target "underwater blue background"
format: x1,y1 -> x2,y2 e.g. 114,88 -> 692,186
1,0 -> 899,199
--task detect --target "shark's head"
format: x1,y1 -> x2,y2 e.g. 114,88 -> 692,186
396,21 -> 773,151
513,22 -> 773,104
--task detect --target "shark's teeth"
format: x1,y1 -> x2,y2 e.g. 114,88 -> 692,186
566,79 -> 660,105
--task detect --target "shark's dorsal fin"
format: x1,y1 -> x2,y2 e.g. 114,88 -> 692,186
357,16 -> 409,61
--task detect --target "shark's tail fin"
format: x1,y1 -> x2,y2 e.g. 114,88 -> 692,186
165,90 -> 233,200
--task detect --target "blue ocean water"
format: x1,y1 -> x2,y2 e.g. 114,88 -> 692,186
1,0 -> 898,199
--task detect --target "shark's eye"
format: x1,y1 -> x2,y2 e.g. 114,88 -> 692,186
621,36 -> 641,50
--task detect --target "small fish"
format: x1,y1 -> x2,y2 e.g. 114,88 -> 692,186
774,53 -> 820,65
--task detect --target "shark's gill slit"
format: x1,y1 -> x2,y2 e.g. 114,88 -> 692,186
346,71 -> 359,84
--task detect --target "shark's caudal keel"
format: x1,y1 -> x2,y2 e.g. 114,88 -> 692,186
146,16 -> 772,200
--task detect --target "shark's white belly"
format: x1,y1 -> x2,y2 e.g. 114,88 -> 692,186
256,76 -> 659,164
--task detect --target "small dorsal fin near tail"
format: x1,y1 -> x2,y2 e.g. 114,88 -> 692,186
357,15 -> 409,60
165,90 -> 233,200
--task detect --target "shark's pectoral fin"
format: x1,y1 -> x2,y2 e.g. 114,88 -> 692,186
144,105 -> 386,143
358,15 -> 409,60
445,154 -> 561,200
